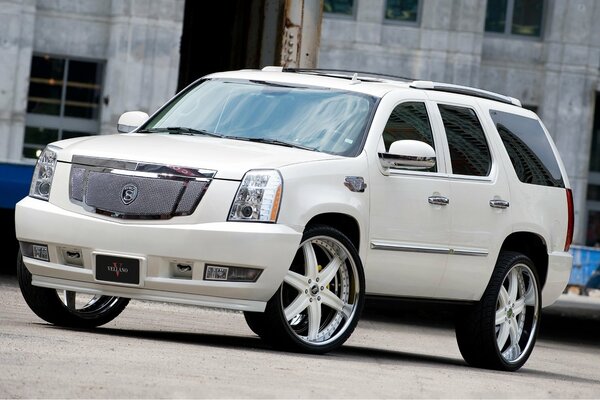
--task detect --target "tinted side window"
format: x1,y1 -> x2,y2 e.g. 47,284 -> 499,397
490,109 -> 564,188
382,102 -> 436,172
438,105 -> 492,176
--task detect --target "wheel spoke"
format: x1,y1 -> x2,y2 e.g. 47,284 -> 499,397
65,290 -> 76,310
513,297 -> 526,316
307,300 -> 322,341
318,255 -> 344,286
284,270 -> 308,292
508,318 -> 520,345
524,281 -> 536,306
320,288 -> 352,320
507,268 -> 519,303
284,294 -> 310,321
495,308 -> 507,326
502,343 -> 522,362
498,286 -> 509,308
302,242 -> 319,279
497,322 -> 510,350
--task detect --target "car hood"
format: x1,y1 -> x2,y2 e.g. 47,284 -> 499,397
54,133 -> 341,180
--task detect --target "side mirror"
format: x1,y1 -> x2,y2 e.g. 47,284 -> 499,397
378,140 -> 436,170
117,111 -> 149,133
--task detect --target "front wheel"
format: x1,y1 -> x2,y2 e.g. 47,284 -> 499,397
17,250 -> 129,328
259,225 -> 365,354
455,251 -> 541,371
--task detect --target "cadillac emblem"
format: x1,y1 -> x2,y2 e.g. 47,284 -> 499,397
121,184 -> 138,205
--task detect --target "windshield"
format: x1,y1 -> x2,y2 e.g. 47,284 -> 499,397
142,79 -> 377,156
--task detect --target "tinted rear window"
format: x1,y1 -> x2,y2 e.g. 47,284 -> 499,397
490,110 -> 564,188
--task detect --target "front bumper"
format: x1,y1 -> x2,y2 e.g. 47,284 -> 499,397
16,197 -> 302,312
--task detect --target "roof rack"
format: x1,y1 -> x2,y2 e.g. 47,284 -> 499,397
260,66 -> 521,107
410,81 -> 521,107
262,66 -> 413,83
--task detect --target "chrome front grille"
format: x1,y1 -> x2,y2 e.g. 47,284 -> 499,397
69,156 -> 215,219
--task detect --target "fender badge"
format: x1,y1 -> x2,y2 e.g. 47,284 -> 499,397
344,176 -> 366,193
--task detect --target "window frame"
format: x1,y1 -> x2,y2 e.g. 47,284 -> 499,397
484,0 -> 546,40
382,0 -> 422,27
432,101 -> 495,180
23,53 -> 105,160
378,99 -> 446,177
322,0 -> 357,19
381,100 -> 439,173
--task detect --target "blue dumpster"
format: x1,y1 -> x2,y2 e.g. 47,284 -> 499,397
568,245 -> 600,293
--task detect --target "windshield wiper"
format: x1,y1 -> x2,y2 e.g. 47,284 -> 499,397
227,136 -> 317,152
138,127 -> 223,138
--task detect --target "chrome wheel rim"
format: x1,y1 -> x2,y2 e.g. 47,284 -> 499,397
495,263 -> 539,364
280,235 -> 360,346
58,291 -> 122,319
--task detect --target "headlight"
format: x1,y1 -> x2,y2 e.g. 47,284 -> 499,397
29,146 -> 59,201
228,170 -> 283,222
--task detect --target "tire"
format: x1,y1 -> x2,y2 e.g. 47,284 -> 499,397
259,225 -> 365,354
455,251 -> 541,371
243,311 -> 268,337
17,250 -> 130,328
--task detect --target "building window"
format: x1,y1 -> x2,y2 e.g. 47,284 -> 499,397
385,0 -> 420,23
323,0 -> 354,16
24,54 -> 104,159
485,0 -> 544,37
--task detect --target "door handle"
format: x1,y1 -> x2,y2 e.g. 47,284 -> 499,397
489,199 -> 510,209
428,196 -> 449,206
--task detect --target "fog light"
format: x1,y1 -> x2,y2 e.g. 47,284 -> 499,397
20,242 -> 49,261
204,265 -> 262,282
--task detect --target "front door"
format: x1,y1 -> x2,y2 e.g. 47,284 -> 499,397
367,99 -> 451,297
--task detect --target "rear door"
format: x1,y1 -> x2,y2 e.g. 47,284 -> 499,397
427,94 -> 512,300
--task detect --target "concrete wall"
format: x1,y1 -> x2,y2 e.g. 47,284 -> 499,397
319,0 -> 600,244
0,0 -> 184,162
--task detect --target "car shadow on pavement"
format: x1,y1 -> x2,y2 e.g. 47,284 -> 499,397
362,297 -> 600,350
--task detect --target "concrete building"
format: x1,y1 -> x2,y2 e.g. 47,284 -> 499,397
0,0 -> 598,249
319,0 -> 600,246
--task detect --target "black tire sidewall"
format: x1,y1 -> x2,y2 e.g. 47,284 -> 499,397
457,251 -> 542,371
489,253 -> 541,371
17,249 -> 129,328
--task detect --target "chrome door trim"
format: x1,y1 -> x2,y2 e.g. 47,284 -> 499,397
370,240 -> 488,257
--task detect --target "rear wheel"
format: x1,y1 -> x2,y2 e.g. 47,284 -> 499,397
17,250 -> 129,328
257,225 -> 365,353
455,251 -> 541,371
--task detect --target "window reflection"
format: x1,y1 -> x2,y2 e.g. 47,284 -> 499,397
485,0 -> 544,37
439,105 -> 491,177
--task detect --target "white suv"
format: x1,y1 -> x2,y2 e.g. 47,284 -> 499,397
16,67 -> 574,371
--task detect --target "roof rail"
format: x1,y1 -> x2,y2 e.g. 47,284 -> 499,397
259,67 -> 521,107
260,66 -> 414,83
410,80 -> 522,107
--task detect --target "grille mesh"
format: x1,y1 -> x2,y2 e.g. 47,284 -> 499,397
69,162 -> 212,219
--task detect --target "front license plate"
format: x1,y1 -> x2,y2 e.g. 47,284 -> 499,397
96,255 -> 140,285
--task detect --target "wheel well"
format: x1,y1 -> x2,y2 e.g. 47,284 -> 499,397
500,232 -> 548,288
306,213 -> 360,250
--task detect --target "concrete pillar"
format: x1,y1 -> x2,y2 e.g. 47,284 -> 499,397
540,0 -> 600,244
102,0 -> 184,134
0,0 -> 35,163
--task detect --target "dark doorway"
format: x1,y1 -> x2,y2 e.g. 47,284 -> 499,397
178,0 -> 283,91
586,92 -> 600,246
